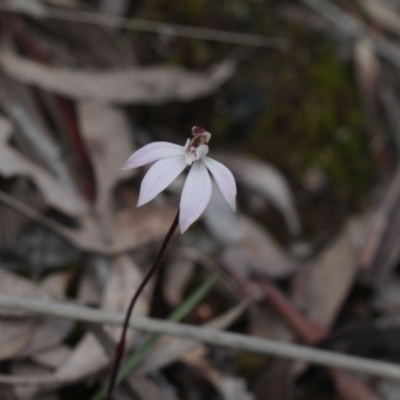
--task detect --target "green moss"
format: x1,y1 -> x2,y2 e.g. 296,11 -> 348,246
250,41 -> 371,196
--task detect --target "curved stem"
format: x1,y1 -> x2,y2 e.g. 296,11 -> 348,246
106,210 -> 180,400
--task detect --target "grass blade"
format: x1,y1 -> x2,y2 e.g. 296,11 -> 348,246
90,274 -> 217,400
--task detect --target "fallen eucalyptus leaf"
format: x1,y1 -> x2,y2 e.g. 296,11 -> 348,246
163,246 -> 197,307
221,216 -> 295,280
361,0 -> 400,36
32,346 -> 71,370
77,102 -> 135,219
11,361 -> 50,400
292,216 -> 369,328
102,254 -> 152,338
0,116 -> 89,217
0,51 -> 235,104
217,153 -> 301,235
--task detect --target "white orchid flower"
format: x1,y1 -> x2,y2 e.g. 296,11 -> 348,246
121,126 -> 237,233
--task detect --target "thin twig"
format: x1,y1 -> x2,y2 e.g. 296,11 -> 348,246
0,294 -> 400,382
0,3 -> 288,49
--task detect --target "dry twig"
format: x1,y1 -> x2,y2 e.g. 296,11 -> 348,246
0,3 -> 288,49
0,294 -> 399,384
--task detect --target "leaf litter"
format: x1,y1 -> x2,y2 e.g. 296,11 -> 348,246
0,1 -> 400,399
0,51 -> 236,104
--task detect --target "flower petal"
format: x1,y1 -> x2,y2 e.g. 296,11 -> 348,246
179,160 -> 212,233
137,156 -> 187,206
121,142 -> 184,170
203,156 -> 236,211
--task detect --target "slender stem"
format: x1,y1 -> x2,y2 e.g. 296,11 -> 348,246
106,210 -> 180,400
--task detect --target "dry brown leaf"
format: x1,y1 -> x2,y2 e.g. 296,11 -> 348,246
203,184 -> 242,244
0,189 -> 177,254
9,105 -> 76,188
99,0 -> 130,16
138,300 -> 249,374
217,153 -> 301,235
31,345 -> 71,370
0,69 -> 74,187
0,386 -> 15,400
48,324 -> 130,387
0,306 -> 71,364
127,374 -> 180,400
0,180 -> 45,248
361,0 -> 400,37
0,269 -> 52,317
217,376 -> 254,400
380,86 -> 400,152
0,64 -> 37,122
52,333 -> 108,385
138,338 -> 193,375
182,348 -> 254,400
254,360 -> 294,400
4,0 -> 45,17
73,203 -> 176,253
3,223 -> 79,276
221,216 -> 295,280
0,269 -> 67,304
77,102 -> 135,219
110,203 -> 177,251
376,379 -> 400,400
1,325 -> 127,390
0,116 -> 89,217
47,255 -> 151,384
360,168 -> 400,271
38,272 -> 70,300
17,318 -> 73,359
0,270 -> 70,362
259,280 -> 327,345
102,254 -> 152,338
248,306 -> 294,342
292,216 -> 368,328
354,38 -> 379,120
0,51 -> 235,104
163,246 -> 197,307
77,264 -> 102,306
35,254 -> 153,387
11,361 -> 50,400
373,276 -> 400,314
0,319 -> 38,361
330,368 -> 380,400
358,169 -> 400,282
251,281 -> 379,400
36,18 -> 134,67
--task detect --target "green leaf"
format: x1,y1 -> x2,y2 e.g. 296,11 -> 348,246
90,274 -> 217,400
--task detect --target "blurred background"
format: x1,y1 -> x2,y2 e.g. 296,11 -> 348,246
0,0 -> 399,399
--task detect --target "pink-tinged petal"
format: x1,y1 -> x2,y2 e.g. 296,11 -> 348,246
137,156 -> 187,206
121,142 -> 184,170
179,161 -> 212,233
203,156 -> 236,211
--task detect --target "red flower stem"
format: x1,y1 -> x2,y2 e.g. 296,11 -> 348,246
106,209 -> 180,400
